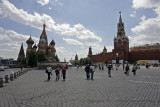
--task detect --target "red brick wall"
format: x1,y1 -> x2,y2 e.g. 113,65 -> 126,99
129,50 -> 160,61
89,52 -> 114,62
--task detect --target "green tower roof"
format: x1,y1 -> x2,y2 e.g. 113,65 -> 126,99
26,36 -> 34,44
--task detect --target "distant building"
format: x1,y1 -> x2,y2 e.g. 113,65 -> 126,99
130,43 -> 160,52
26,24 -> 58,62
102,46 -> 107,54
88,46 -> 92,55
88,12 -> 160,63
75,54 -> 78,61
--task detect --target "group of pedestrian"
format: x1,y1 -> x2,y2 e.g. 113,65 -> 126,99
124,64 -> 137,76
85,65 -> 95,80
46,64 -> 67,81
98,65 -> 104,71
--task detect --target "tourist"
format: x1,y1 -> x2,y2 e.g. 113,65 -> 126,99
85,65 -> 90,80
102,65 -> 104,71
107,64 -> 112,77
90,65 -> 95,80
46,65 -> 52,81
77,65 -> 79,70
132,65 -> 137,76
123,64 -> 125,71
99,65 -> 101,71
55,64 -> 60,81
62,66 -> 67,81
125,64 -> 130,76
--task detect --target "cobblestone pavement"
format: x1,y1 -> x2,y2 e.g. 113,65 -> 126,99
0,68 -> 26,78
0,66 -> 160,107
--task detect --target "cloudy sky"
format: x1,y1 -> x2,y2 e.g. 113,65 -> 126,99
0,0 -> 160,61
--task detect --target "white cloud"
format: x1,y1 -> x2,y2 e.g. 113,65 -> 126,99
130,0 -> 160,47
37,0 -> 50,6
0,0 -> 101,44
62,38 -> 84,46
0,0 -> 103,61
132,0 -> 160,9
0,27 -> 39,59
0,27 -> 39,44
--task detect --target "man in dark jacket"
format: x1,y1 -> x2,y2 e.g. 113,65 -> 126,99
85,65 -> 90,80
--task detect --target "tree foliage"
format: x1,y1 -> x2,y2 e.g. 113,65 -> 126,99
38,51 -> 48,62
28,51 -> 37,67
75,57 -> 92,65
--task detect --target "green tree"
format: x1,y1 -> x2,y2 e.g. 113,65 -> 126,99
104,60 -> 108,64
28,51 -> 37,67
38,51 -> 47,62
78,57 -> 92,65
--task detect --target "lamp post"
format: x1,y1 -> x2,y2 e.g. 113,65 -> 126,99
37,52 -> 38,69
26,57 -> 28,68
116,53 -> 119,64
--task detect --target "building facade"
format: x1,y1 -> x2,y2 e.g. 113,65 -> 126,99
26,24 -> 57,62
88,13 -> 160,63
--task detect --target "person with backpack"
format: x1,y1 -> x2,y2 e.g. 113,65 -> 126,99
62,66 -> 67,81
46,65 -> 52,81
85,65 -> 90,80
132,64 -> 137,76
90,65 -> 95,80
55,64 -> 60,81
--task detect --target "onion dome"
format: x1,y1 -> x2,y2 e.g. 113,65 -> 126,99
26,36 -> 34,44
33,44 -> 37,48
39,38 -> 46,43
50,39 -> 55,45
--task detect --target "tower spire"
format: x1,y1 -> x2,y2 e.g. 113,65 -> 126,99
119,11 -> 123,24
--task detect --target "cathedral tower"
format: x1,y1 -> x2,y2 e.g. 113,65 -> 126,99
26,36 -> 34,58
38,24 -> 48,53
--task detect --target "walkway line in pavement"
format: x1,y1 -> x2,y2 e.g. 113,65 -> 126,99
8,69 -> 14,74
129,80 -> 160,85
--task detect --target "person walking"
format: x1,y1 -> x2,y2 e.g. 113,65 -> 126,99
123,64 -> 125,71
99,65 -> 101,71
62,66 -> 67,81
132,65 -> 137,76
125,64 -> 130,76
90,65 -> 95,80
102,65 -> 104,71
46,65 -> 52,81
55,64 -> 60,81
85,65 -> 90,80
107,64 -> 112,77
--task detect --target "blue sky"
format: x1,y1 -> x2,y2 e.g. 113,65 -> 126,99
0,0 -> 160,61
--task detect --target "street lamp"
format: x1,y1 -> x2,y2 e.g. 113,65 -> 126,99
116,53 -> 119,64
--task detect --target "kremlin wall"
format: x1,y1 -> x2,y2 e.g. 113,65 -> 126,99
88,13 -> 160,63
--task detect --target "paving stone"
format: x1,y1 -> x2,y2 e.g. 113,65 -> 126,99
0,66 -> 160,106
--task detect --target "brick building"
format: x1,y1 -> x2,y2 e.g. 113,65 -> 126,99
88,12 -> 160,63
